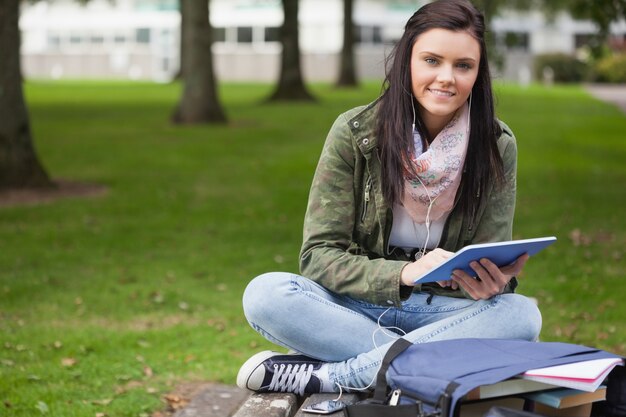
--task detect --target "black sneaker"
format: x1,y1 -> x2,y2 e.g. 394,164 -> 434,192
236,351 -> 325,395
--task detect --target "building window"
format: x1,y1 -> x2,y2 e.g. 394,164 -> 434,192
237,26 -> 253,43
90,35 -> 105,44
214,26 -> 280,45
575,33 -> 600,50
356,25 -> 383,45
264,26 -> 280,42
136,28 -> 151,44
372,26 -> 382,44
214,27 -> 226,42
69,34 -> 83,44
48,34 -> 62,48
501,32 -> 529,51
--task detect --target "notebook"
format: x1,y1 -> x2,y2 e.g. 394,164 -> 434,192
521,358 -> 624,392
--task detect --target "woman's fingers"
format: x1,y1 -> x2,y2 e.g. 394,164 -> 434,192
451,253 -> 530,300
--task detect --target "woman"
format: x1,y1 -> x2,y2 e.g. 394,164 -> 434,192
237,0 -> 542,395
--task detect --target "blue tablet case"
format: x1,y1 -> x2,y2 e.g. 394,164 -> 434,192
413,237 -> 557,284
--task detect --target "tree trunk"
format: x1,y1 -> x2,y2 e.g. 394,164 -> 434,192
172,3 -> 188,82
268,0 -> 315,101
172,0 -> 227,124
171,8 -> 185,81
0,0 -> 53,190
336,0 -> 359,87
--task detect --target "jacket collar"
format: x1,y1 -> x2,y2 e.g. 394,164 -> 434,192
349,99 -> 380,155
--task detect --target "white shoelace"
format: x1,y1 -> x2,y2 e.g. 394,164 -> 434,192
268,363 -> 314,396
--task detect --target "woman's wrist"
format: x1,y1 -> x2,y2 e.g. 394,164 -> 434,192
400,248 -> 454,286
400,262 -> 422,286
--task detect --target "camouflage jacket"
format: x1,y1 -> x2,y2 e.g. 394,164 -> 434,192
299,100 -> 518,307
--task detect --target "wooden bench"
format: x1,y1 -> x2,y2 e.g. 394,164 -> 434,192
231,385 -> 606,417
231,393 -> 362,417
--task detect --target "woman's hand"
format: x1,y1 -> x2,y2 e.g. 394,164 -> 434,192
400,248 -> 454,286
450,253 -> 529,300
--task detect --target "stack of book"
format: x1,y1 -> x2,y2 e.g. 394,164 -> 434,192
463,358 -> 623,417
465,358 -> 623,401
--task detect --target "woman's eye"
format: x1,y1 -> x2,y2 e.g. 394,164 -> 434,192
425,58 -> 438,65
457,62 -> 472,70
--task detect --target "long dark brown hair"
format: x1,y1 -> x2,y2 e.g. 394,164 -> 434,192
377,0 -> 504,222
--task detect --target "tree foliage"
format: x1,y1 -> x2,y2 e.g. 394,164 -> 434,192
473,0 -> 626,35
542,0 -> 626,35
472,0 -> 626,62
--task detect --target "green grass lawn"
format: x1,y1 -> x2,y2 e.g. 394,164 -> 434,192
1,80 -> 625,416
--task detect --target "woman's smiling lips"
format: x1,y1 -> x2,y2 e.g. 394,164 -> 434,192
428,88 -> 455,97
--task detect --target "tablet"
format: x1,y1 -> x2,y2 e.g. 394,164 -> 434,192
413,236 -> 557,284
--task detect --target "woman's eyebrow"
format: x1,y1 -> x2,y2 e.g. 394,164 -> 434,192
417,51 -> 444,58
417,51 -> 477,63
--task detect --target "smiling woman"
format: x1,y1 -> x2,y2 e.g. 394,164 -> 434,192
410,28 -> 480,138
236,0 -> 541,396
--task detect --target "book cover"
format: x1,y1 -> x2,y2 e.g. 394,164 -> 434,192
465,378 -> 559,400
413,237 -> 557,284
522,386 -> 607,409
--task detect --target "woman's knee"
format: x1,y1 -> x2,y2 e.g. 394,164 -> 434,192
501,294 -> 543,341
242,272 -> 292,325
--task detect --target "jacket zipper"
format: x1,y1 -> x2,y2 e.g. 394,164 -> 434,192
361,176 -> 372,223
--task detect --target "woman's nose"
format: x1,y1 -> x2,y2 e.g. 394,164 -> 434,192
436,65 -> 454,84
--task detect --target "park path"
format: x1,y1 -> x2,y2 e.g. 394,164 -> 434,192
585,84 -> 626,114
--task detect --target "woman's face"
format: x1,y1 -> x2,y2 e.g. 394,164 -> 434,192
410,28 -> 480,133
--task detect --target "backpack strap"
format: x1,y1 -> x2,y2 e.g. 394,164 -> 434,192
441,381 -> 461,417
372,338 -> 413,403
605,361 -> 626,417
371,337 -> 462,417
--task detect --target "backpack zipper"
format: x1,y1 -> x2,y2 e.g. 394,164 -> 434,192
389,389 -> 401,406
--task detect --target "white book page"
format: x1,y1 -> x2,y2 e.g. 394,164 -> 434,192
524,358 -> 623,381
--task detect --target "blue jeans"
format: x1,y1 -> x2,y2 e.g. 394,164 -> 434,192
242,272 -> 542,392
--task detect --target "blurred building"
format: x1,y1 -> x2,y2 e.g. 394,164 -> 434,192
19,0 -> 626,83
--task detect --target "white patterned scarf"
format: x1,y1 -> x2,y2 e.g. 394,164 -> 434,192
402,103 -> 469,224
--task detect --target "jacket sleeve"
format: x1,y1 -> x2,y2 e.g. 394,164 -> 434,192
472,123 -> 517,244
299,112 -> 408,306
